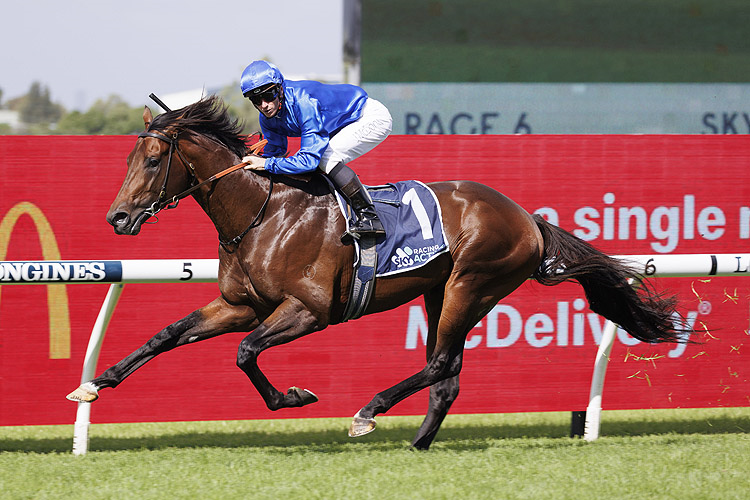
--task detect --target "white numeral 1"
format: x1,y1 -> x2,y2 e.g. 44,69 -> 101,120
402,187 -> 433,240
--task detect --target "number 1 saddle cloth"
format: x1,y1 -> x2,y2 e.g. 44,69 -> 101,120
335,180 -> 450,277
334,180 -> 450,322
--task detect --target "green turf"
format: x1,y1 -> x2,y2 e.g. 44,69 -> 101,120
1,408 -> 748,499
362,0 -> 750,82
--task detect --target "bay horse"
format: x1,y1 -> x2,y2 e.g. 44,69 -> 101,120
67,96 -> 686,450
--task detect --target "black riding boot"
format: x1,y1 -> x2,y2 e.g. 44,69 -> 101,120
328,162 -> 386,238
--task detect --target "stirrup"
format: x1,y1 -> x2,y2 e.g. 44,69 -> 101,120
340,217 -> 385,243
350,216 -> 386,237
340,227 -> 359,243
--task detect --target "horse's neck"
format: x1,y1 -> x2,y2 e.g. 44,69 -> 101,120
204,171 -> 338,244
188,145 -> 337,244
188,150 -> 270,242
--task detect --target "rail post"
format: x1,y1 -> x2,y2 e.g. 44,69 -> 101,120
72,283 -> 124,455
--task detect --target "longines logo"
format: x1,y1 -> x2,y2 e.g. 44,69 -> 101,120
0,261 -> 113,283
0,201 -> 70,359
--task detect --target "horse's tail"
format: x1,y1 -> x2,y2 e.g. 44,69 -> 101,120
531,214 -> 688,343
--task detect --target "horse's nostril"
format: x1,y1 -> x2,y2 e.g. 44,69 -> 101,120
109,212 -> 129,227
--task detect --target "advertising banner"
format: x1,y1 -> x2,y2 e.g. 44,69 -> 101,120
1,135 -> 748,426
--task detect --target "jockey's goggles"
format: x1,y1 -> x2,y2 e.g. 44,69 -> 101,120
245,85 -> 280,106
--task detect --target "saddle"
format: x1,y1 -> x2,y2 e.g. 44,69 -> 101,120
333,181 -> 449,322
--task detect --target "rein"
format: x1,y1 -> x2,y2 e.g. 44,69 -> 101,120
138,130 -> 273,248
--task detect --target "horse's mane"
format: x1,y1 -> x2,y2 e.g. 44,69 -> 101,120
148,95 -> 248,158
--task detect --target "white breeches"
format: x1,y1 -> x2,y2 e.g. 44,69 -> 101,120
319,98 -> 393,174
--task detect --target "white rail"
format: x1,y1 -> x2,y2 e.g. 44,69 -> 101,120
0,259 -> 220,284
1,259 -> 220,455
583,253 -> 750,441
2,254 -> 749,453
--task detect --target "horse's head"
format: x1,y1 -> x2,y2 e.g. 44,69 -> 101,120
107,96 -> 249,235
106,107 -> 193,234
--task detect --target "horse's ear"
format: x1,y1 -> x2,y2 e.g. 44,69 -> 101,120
143,106 -> 153,130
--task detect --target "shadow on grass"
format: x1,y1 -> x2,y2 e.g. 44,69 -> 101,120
2,413 -> 747,454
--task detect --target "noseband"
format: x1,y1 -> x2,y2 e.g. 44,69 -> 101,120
137,130 -> 274,249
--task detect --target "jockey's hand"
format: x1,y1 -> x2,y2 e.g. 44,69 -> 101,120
242,155 -> 266,170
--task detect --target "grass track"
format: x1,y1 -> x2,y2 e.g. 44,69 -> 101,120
1,408 -> 749,499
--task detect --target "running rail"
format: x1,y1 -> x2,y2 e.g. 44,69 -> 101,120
2,254 -> 749,453
581,253 -> 750,441
0,259 -> 219,455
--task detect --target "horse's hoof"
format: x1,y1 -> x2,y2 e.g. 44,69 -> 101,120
66,382 -> 99,403
348,410 -> 377,437
288,386 -> 318,406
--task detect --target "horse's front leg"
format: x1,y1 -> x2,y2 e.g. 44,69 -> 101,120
235,295 -> 323,411
66,296 -> 258,402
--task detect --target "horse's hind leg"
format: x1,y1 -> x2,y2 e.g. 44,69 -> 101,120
66,296 -> 258,402
349,272 -> 485,438
349,309 -> 468,438
411,287 -> 461,450
411,374 -> 460,450
350,256 -> 537,440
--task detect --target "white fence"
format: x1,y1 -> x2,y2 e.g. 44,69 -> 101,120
2,254 -> 749,454
1,259 -> 219,455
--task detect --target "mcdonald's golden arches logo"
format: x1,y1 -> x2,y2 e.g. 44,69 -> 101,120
0,202 -> 70,359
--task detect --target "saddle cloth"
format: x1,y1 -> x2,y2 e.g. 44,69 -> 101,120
335,180 -> 450,277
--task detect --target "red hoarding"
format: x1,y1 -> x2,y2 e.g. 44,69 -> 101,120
1,135 -> 749,426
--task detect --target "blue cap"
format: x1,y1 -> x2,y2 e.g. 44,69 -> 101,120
240,61 -> 284,96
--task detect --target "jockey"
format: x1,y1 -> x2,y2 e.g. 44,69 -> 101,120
240,60 -> 392,238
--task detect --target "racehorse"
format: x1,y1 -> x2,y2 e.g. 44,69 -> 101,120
67,96 -> 687,450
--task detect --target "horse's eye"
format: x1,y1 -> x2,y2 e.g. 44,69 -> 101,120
146,157 -> 160,169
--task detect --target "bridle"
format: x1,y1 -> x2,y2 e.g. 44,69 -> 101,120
138,130 -> 197,218
137,129 -> 273,249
